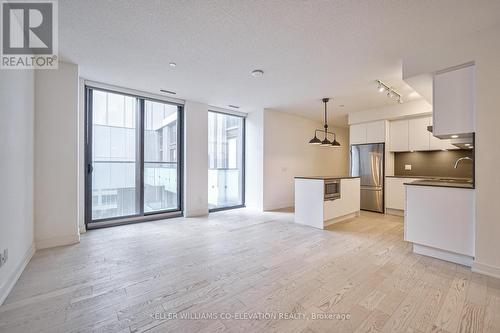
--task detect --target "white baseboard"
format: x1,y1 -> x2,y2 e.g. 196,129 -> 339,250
472,261 -> 500,279
324,211 -> 359,228
413,244 -> 473,267
385,208 -> 404,217
263,202 -> 293,211
0,243 -> 35,306
35,233 -> 80,250
184,209 -> 209,218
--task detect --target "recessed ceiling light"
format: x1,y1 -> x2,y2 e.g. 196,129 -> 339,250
442,149 -> 447,151
451,135 -> 459,138
251,69 -> 264,77
228,105 -> 240,109
469,146 -> 474,149
160,89 -> 176,95
169,62 -> 177,68
464,143 -> 471,147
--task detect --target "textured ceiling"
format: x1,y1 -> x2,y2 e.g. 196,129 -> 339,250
59,0 -> 500,125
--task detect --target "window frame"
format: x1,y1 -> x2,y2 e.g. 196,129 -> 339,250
85,85 -> 184,229
207,110 -> 246,213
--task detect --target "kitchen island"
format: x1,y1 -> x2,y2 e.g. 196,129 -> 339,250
294,176 -> 360,229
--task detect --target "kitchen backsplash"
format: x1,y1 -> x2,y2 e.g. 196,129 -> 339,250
394,149 -> 473,178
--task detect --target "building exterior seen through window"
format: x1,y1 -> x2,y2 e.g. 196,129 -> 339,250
89,89 -> 181,221
208,112 -> 244,210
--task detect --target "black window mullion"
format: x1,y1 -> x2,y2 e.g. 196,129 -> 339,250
177,105 -> 183,212
136,98 -> 145,215
84,87 -> 93,227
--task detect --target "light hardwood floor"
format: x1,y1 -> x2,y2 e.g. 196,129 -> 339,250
0,210 -> 499,333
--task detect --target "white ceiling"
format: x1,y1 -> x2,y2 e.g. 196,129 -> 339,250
59,0 -> 500,125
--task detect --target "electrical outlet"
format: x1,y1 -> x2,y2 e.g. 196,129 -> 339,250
0,249 -> 7,268
405,164 -> 412,171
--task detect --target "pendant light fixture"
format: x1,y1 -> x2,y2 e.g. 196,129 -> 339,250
308,98 -> 340,147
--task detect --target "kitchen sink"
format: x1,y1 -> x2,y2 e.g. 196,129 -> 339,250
428,178 -> 473,184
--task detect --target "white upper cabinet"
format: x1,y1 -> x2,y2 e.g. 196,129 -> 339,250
349,121 -> 386,145
389,119 -> 409,152
349,123 -> 367,145
366,120 -> 386,143
429,117 -> 458,150
433,64 -> 475,137
390,116 -> 458,152
408,117 -> 430,151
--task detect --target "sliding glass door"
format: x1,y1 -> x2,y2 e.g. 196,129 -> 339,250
144,100 -> 179,213
85,86 -> 182,227
90,89 -> 139,220
208,111 -> 245,211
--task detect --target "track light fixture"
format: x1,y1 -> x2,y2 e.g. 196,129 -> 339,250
308,98 -> 341,148
375,79 -> 403,104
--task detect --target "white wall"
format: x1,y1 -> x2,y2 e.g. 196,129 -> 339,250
245,109 -> 264,210
0,71 -> 35,304
183,101 -> 209,217
263,109 -> 349,210
348,99 -> 432,125
35,62 -> 80,249
402,24 -> 500,278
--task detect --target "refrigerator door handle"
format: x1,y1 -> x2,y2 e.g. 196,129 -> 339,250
360,185 -> 383,191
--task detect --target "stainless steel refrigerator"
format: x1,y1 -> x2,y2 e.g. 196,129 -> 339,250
350,143 -> 384,213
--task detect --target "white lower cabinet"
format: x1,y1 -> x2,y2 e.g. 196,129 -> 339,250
294,178 -> 361,229
405,184 -> 474,266
385,177 -> 420,211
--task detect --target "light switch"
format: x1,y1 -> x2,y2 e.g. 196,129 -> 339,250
405,164 -> 412,170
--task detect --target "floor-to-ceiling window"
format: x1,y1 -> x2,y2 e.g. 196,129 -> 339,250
144,100 -> 180,213
208,111 -> 245,211
85,86 -> 183,228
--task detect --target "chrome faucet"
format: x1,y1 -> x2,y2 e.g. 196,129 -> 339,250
454,156 -> 473,168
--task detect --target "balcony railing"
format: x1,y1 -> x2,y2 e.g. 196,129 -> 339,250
208,168 -> 242,208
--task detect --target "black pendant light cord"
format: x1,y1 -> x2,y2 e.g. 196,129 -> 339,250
323,97 -> 329,138
324,101 -> 328,135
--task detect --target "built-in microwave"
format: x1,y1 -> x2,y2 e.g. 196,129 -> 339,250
324,179 -> 341,201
